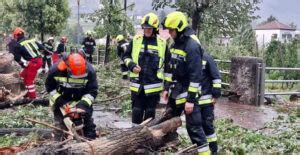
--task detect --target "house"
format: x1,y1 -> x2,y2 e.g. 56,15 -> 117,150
255,20 -> 297,48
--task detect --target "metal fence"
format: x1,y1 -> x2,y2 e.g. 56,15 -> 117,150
215,59 -> 300,105
214,59 -> 231,87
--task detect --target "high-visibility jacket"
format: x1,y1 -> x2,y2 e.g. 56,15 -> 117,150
45,62 -> 98,108
199,52 -> 222,105
123,35 -> 167,95
164,27 -> 203,105
13,37 -> 44,63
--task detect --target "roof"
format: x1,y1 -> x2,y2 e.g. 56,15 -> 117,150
255,20 -> 296,31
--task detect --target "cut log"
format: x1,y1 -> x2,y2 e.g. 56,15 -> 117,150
0,98 -> 49,109
20,117 -> 182,155
0,53 -> 15,73
0,72 -> 24,95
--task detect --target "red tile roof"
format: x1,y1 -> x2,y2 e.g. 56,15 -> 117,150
255,20 -> 296,30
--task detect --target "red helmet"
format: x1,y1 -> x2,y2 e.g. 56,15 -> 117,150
13,27 -> 25,39
58,53 -> 87,78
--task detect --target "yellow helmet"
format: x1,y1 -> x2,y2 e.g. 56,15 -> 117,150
162,11 -> 188,32
116,35 -> 124,42
86,30 -> 92,36
141,13 -> 159,30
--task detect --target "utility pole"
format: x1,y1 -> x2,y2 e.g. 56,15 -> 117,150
77,0 -> 80,45
104,0 -> 113,64
123,0 -> 127,33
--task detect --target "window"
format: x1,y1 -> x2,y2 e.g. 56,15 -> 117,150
271,33 -> 278,39
282,33 -> 292,41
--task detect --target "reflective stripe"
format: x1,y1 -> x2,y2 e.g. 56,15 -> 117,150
199,99 -> 213,105
49,92 -> 61,107
213,83 -> 222,88
213,79 -> 221,83
176,92 -> 187,105
190,82 -> 200,87
130,82 -> 140,92
54,77 -> 88,84
82,94 -> 95,102
46,56 -> 52,58
122,72 -> 128,75
207,133 -> 217,142
200,95 -> 212,100
124,58 -> 132,66
164,73 -> 172,82
82,97 -> 93,106
144,83 -> 163,94
170,48 -> 187,57
202,60 -> 207,66
26,85 -> 35,89
188,87 -> 198,93
190,34 -> 201,45
197,146 -> 210,155
28,89 -> 35,92
144,83 -> 163,89
129,72 -> 139,78
20,39 -> 41,58
49,90 -> 57,96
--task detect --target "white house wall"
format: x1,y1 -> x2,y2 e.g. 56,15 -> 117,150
255,29 -> 281,48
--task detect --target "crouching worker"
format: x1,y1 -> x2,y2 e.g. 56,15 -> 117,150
45,52 -> 98,140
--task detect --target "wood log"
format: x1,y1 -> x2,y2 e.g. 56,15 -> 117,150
20,117 -> 182,155
0,53 -> 15,73
0,72 -> 24,95
0,98 -> 49,109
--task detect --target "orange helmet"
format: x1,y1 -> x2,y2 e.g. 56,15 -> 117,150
13,27 -> 25,39
61,36 -> 67,43
58,53 -> 87,78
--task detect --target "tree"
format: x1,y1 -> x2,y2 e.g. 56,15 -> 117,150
1,0 -> 70,42
152,0 -> 259,40
266,15 -> 277,22
86,0 -> 135,64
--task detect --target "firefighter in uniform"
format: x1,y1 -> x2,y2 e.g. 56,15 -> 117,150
116,34 -> 129,79
42,37 -> 54,73
82,31 -> 96,63
12,27 -> 44,99
161,12 -> 210,155
200,52 -> 222,154
53,36 -> 67,64
45,52 -> 97,140
123,13 -> 168,124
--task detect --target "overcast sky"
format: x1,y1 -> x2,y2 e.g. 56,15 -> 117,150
255,0 -> 300,27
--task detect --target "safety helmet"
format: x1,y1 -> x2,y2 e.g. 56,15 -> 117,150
116,35 -> 124,42
86,31 -> 92,36
58,53 -> 87,78
141,13 -> 159,30
48,37 -> 54,41
61,36 -> 67,43
13,27 -> 25,39
162,11 -> 189,32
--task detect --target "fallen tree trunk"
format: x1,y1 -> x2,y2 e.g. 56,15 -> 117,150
0,128 -> 53,139
0,98 -> 49,109
20,117 -> 182,155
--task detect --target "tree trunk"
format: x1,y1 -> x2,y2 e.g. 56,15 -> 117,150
0,98 -> 49,109
20,117 -> 182,155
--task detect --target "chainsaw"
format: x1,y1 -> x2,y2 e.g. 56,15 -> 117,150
59,104 -> 85,138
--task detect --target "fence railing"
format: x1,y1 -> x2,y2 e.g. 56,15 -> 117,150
215,59 -> 231,87
215,59 -> 300,105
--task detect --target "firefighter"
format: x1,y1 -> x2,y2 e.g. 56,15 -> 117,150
45,52 -> 97,140
12,27 -> 44,99
161,12 -> 210,155
199,52 -> 222,154
42,37 -> 55,73
82,31 -> 96,63
123,13 -> 168,124
53,36 -> 67,64
116,34 -> 129,79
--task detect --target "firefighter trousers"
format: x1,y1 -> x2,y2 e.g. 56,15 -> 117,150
19,58 -> 43,99
131,91 -> 160,124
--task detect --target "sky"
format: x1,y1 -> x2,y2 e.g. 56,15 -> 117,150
255,0 -> 300,27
